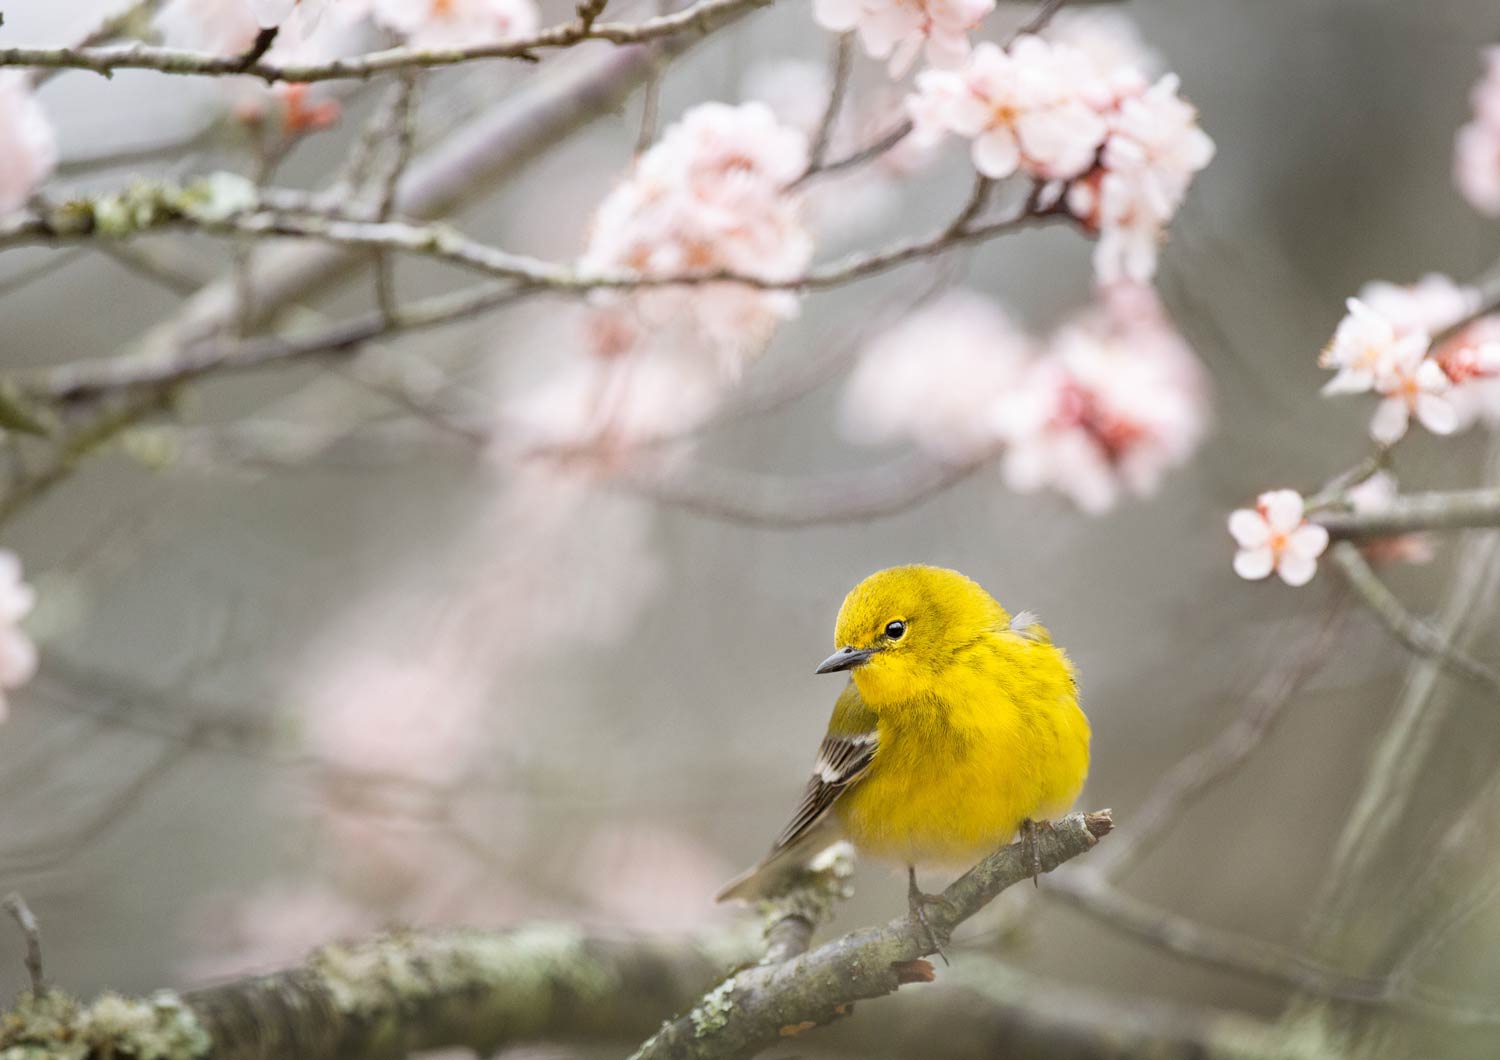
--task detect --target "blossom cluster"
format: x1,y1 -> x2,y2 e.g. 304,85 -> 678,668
1320,275 -> 1500,444
841,283 -> 1209,513
1456,47 -> 1500,216
1227,273 -> 1500,588
0,550 -> 37,723
814,0 -> 994,77
552,103 -> 812,443
907,23 -> 1213,283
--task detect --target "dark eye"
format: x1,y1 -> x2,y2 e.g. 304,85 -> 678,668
885,620 -> 906,640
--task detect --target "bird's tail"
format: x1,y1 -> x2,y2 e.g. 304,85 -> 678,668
714,820 -> 845,903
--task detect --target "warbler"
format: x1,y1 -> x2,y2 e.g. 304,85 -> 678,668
717,565 -> 1091,921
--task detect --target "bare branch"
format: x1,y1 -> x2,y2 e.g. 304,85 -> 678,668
620,446 -> 1000,528
1048,873 -> 1500,1025
1315,487 -> 1500,538
0,0 -> 774,83
1327,540 -> 1500,698
802,33 -> 853,177
631,811 -> 1112,1059
1090,598 -> 1349,880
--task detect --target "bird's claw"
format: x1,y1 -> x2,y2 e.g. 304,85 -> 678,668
1021,818 -> 1053,887
906,867 -> 952,966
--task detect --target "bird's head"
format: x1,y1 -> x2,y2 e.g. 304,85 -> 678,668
816,565 -> 1009,705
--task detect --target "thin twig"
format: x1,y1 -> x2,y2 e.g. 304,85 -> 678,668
2,893 -> 45,994
794,119 -> 912,187
1327,540 -> 1500,698
802,33 -> 853,177
1048,873 -> 1500,1026
0,0 -> 775,83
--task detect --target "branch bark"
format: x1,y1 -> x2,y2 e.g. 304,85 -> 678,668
0,0 -> 773,82
630,810 -> 1112,1060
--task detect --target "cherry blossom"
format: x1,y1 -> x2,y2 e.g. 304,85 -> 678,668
815,0 -> 994,77
0,550 -> 37,723
1068,73 -> 1215,283
909,37 -> 1108,181
1368,342 -> 1457,444
0,74 -> 57,215
839,290 -> 1034,460
1357,274 -> 1479,338
1437,315 -> 1500,430
1042,8 -> 1157,110
994,284 -> 1209,513
1319,298 -> 1430,397
371,0 -> 540,47
1228,490 -> 1329,587
1455,47 -> 1500,216
580,102 -> 812,387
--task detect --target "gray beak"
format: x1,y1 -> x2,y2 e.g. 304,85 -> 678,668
815,646 -> 877,675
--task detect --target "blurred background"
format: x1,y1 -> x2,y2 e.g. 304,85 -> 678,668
2,0 -> 1500,1057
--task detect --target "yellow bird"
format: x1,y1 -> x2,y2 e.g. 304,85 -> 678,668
717,565 -> 1091,918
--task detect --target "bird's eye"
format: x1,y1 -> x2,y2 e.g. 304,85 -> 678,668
885,620 -> 906,640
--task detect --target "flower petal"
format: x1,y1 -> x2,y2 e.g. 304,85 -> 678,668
1287,523 -> 1329,559
1228,509 -> 1269,549
1416,393 -> 1459,435
1260,489 -> 1304,534
1277,552 -> 1318,587
972,128 -> 1021,179
1369,397 -> 1410,444
1234,547 -> 1275,581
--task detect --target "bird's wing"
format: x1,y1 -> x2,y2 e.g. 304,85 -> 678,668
770,725 -> 878,852
715,684 -> 878,903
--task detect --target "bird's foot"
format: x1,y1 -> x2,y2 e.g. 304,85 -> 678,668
1020,818 -> 1054,887
906,866 -> 953,966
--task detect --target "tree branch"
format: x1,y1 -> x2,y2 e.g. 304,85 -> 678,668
1314,487 -> 1500,538
1326,541 -> 1500,698
0,0 -> 773,83
630,810 -> 1112,1060
619,447 -> 1001,528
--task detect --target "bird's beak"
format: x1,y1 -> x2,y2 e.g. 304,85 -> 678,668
815,645 -> 877,675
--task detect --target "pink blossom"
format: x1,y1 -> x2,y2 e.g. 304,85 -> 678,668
994,284 -> 1209,513
0,550 -> 36,723
1228,490 -> 1329,587
1357,274 -> 1479,339
1319,297 -> 1430,397
371,0 -> 539,46
1042,8 -> 1157,109
815,0 -> 994,77
1368,334 -> 1457,444
1456,48 -> 1500,216
156,0 -> 265,53
909,37 -> 1108,181
0,74 -> 56,215
840,290 -> 1034,460
1071,73 -> 1214,283
581,102 -> 812,383
1437,314 -> 1500,430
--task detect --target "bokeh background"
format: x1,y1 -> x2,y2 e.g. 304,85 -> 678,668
3,1 -> 1500,1057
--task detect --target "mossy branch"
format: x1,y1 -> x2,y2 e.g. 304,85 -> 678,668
0,923 -> 759,1060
